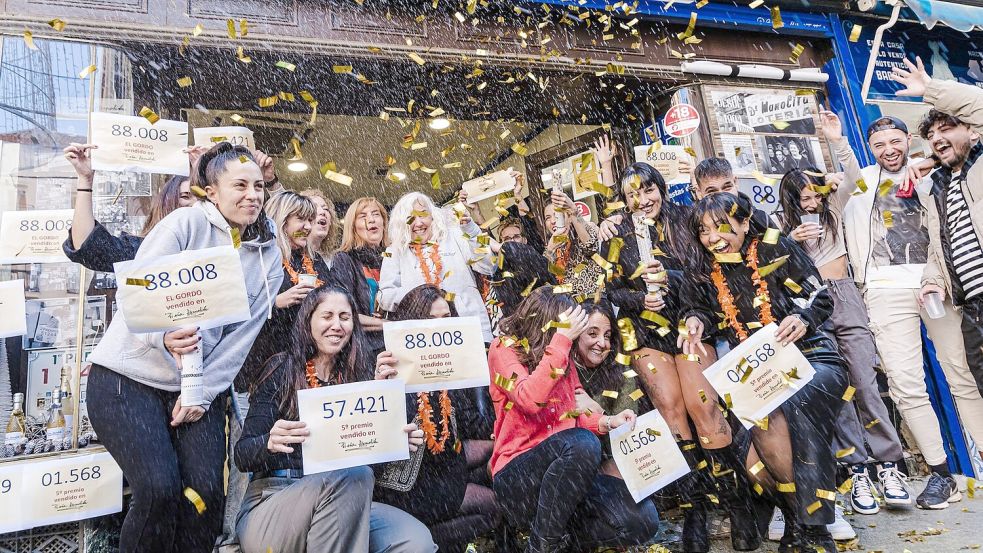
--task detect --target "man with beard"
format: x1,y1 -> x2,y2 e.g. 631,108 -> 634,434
893,57 -> 983,406
834,94 -> 983,510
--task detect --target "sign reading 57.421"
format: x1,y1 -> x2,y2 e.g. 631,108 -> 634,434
113,245 -> 250,333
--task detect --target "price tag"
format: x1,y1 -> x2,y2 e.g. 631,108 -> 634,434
0,279 -> 27,338
0,209 -> 73,264
90,112 -> 190,176
703,323 -> 816,429
193,126 -> 255,150
298,379 -> 409,475
0,451 -> 123,533
462,170 -> 516,204
610,409 -> 690,503
633,144 -> 692,184
382,316 -> 490,393
113,245 -> 249,333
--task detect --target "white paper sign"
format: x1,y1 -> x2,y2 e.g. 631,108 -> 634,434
298,379 -> 409,475
703,323 -> 816,429
113,245 -> 249,333
633,144 -> 693,185
610,409 -> 690,503
0,209 -> 73,264
462,170 -> 516,204
90,112 -> 189,176
383,316 -> 490,393
193,126 -> 255,150
0,451 -> 123,533
0,280 -> 27,338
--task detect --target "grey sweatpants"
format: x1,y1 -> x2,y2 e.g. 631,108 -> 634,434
235,466 -> 437,553
826,278 -> 905,465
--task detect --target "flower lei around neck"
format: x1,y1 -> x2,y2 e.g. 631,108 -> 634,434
283,254 -> 324,286
418,391 -> 454,454
710,238 -> 775,341
411,242 -> 444,286
306,360 -> 331,388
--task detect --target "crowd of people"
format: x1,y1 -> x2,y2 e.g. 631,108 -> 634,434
57,57 -> 983,553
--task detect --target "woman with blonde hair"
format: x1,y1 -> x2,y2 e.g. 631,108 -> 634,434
379,192 -> 495,342
340,197 -> 391,351
300,188 -> 340,255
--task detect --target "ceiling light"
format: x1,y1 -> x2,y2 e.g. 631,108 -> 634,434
391,171 -> 407,181
429,118 -> 450,130
287,161 -> 309,172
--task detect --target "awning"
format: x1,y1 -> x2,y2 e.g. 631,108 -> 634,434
860,0 -> 983,103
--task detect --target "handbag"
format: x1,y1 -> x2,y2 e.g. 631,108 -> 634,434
376,407 -> 459,492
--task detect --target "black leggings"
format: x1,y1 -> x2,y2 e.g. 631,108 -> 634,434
493,428 -> 660,551
87,365 -> 227,553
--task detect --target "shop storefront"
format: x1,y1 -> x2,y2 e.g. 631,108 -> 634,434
1,0 -> 969,546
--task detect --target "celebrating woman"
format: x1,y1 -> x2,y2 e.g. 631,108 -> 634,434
300,189 -> 340,256
601,163 -> 757,553
489,286 -> 659,552
379,192 -> 495,342
374,284 -> 501,551
82,143 -> 283,553
340,196 -> 390,351
543,187 -> 604,295
234,285 -> 435,553
680,193 -> 848,553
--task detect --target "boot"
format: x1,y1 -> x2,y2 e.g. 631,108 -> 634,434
524,532 -> 571,553
802,525 -> 836,553
677,439 -> 715,553
777,505 -> 803,553
706,445 -> 762,551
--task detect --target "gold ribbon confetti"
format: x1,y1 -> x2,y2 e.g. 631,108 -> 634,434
842,385 -> 856,401
602,390 -> 619,399
788,43 -> 804,63
615,353 -> 633,366
713,252 -> 743,264
629,389 -> 645,401
230,228 -> 241,249
763,228 -> 781,244
777,482 -> 796,493
783,278 -> 803,293
48,18 -> 67,31
806,500 -> 822,515
125,278 -> 150,287
849,23 -> 862,43
752,171 -> 779,186
275,61 -> 296,72
78,64 -> 97,79
139,106 -> 160,124
177,76 -> 193,88
865,418 -> 881,429
322,168 -> 353,187
816,489 -> 836,501
758,255 -> 789,277
749,461 -> 765,475
23,30 -> 38,50
618,318 -> 639,352
770,6 -> 784,29
835,446 -> 856,459
184,487 -> 207,514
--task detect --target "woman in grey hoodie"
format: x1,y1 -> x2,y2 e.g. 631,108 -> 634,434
77,143 -> 283,553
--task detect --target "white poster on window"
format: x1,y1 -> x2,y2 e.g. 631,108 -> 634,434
90,112 -> 190,176
0,280 -> 27,339
193,126 -> 255,150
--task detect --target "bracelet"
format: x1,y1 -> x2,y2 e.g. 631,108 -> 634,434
76,188 -> 93,193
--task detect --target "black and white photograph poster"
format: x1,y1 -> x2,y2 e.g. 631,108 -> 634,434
755,136 -> 827,175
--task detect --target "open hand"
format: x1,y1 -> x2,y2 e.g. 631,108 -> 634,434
891,56 -> 931,97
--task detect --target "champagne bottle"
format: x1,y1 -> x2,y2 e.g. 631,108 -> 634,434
5,393 -> 27,450
181,331 -> 204,406
46,392 -> 66,443
551,169 -> 565,232
59,365 -> 75,431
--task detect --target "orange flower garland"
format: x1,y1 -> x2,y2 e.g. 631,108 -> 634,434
553,240 -> 572,284
306,360 -> 322,388
418,391 -> 453,454
710,238 -> 775,341
412,243 -> 444,286
283,254 -> 324,286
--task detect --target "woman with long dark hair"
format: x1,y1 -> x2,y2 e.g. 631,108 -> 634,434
374,284 -> 501,552
79,142 -> 283,552
776,167 -> 908,520
488,286 -> 659,552
600,162 -> 756,553
234,285 -> 435,553
680,192 -> 849,553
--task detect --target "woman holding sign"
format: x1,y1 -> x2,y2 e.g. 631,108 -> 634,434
543,187 -> 604,295
488,286 -> 660,553
679,193 -> 848,553
235,285 -> 435,553
83,143 -> 284,553
380,192 -> 495,342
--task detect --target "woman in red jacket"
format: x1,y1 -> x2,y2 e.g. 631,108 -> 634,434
488,286 -> 660,553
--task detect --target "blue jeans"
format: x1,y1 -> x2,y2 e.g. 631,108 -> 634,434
492,428 -> 660,550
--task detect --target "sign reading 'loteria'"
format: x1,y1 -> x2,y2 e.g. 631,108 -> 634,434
0,451 -> 123,533
0,209 -> 74,264
90,112 -> 190,176
703,323 -> 816,429
610,409 -> 690,503
113,245 -> 250,333
383,316 -> 490,393
298,379 -> 409,474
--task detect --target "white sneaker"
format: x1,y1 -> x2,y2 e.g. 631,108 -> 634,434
827,505 -> 857,540
877,462 -> 913,507
850,465 -> 880,514
767,507 -> 784,541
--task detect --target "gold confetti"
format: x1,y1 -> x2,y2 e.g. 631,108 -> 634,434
968,477 -> 976,498
640,310 -> 670,328
849,23 -> 862,42
750,461 -> 765,475
139,106 -> 160,124
226,19 -> 236,38
758,255 -> 789,277
623,369 -> 638,378
717,223 -> 732,234
236,46 -> 251,63
504,401 -> 514,411
877,179 -> 894,196
230,113 -> 244,124
788,43 -> 805,64
615,353 -> 633,366
770,6 -> 784,29
602,390 -> 619,399
772,120 -> 791,130
511,142 -> 528,156
333,65 -> 353,74
749,0 -> 765,7
184,487 -> 207,514
408,52 -> 425,65
783,278 -> 803,293
752,171 -> 779,185
192,23 -> 204,36
882,210 -> 894,228
842,386 -> 856,401
23,30 -> 38,50
713,252 -> 743,264
816,489 -> 836,501
753,483 -> 765,495
276,61 -> 296,71
177,76 -> 193,88
78,64 -> 97,79
806,500 -> 822,514
864,418 -> 881,429
777,482 -> 796,493
322,168 -> 353,187
49,18 -> 67,31
230,228 -> 241,249
190,185 -> 207,198
629,389 -> 645,401
763,228 -> 781,244
258,96 -> 278,108
838,477 -> 854,494
835,447 -> 856,459
125,278 -> 151,287
618,318 -> 640,352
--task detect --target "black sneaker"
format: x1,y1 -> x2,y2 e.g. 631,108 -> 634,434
915,472 -> 962,509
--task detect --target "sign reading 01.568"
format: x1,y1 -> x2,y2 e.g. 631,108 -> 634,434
383,316 -> 490,393
113,245 -> 250,333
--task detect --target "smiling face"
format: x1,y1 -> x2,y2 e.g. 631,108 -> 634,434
429,298 -> 451,318
799,185 -> 823,214
177,179 -> 194,207
205,159 -> 265,231
284,212 -> 314,250
500,223 -> 525,244
310,293 -> 354,359
699,211 -> 749,255
925,119 -> 975,171
355,203 -> 385,247
544,204 -> 562,234
868,129 -> 910,173
624,182 -> 663,219
788,141 -> 802,158
576,312 -> 612,369
696,173 -> 738,200
409,201 -> 433,242
309,196 -> 331,244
